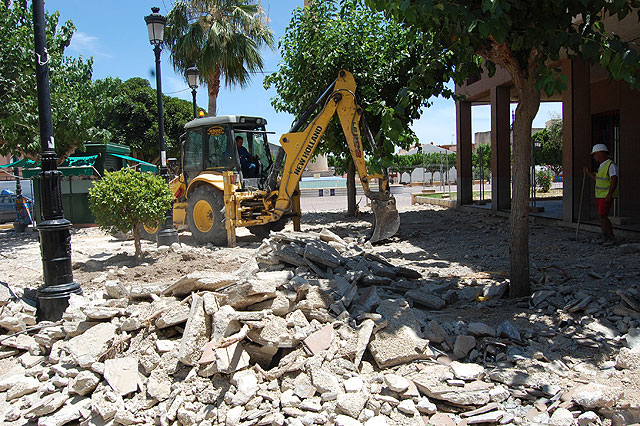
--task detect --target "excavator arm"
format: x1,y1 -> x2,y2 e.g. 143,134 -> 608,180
268,70 -> 400,242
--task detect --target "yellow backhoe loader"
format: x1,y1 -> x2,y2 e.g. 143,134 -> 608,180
144,70 -> 400,245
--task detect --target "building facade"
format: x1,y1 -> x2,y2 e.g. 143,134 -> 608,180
455,22 -> 640,231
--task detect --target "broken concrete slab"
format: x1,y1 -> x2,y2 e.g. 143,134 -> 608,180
216,342 -> 250,374
70,370 -> 100,396
450,361 -> 485,381
453,335 -> 476,359
155,301 -> 190,329
103,357 -> 140,396
303,240 -> 343,269
218,272 -> 290,309
303,324 -> 333,355
178,294 -> 211,366
368,325 -> 433,368
405,289 -> 446,310
67,322 -> 117,364
163,270 -> 238,297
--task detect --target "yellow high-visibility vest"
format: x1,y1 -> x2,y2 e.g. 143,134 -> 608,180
595,159 -> 619,199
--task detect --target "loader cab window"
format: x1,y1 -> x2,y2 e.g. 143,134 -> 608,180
183,130 -> 203,179
233,129 -> 272,178
204,126 -> 235,170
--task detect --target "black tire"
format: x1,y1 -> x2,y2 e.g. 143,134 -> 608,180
186,186 -> 227,245
138,223 -> 158,242
249,217 -> 288,239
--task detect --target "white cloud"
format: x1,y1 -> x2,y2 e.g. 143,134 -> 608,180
69,31 -> 111,58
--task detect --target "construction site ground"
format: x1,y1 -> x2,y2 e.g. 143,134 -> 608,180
2,203 -> 640,426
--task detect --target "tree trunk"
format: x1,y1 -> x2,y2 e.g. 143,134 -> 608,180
347,160 -> 357,215
509,76 -> 540,297
206,67 -> 221,117
132,224 -> 142,259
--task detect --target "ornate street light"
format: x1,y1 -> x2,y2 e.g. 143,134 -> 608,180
145,7 -> 179,247
32,0 -> 82,320
185,66 -> 200,119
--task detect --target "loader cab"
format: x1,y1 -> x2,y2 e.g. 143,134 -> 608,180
182,115 -> 272,188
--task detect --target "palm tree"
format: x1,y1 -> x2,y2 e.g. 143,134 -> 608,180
164,0 -> 274,116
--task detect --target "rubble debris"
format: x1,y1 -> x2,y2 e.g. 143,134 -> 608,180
1,225 -> 638,426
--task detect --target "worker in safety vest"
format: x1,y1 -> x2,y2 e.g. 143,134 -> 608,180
583,144 -> 619,245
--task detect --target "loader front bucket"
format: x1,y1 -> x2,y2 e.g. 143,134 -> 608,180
370,196 -> 400,243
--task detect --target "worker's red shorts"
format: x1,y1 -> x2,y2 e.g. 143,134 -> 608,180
596,198 -> 613,217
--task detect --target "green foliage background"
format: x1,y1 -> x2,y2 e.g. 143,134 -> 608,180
0,1 -> 106,162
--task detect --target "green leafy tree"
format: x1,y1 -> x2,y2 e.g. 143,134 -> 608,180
533,119 -> 563,177
96,77 -> 195,162
0,1 -> 104,162
88,169 -> 173,258
368,0 -> 640,296
164,0 -> 274,116
264,0 -> 457,213
472,144 -> 491,182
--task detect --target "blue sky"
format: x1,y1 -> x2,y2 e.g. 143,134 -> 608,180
58,0 -> 561,147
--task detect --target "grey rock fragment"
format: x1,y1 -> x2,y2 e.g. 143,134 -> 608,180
497,321 -> 521,340
453,335 -> 476,358
468,322 -> 495,337
406,289 -> 446,310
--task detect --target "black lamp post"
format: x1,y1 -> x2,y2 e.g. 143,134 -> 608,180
32,0 -> 82,321
186,66 -> 199,119
145,7 -> 179,247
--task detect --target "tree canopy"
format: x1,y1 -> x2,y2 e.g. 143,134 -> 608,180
95,77 -> 197,162
164,0 -> 274,116
367,0 -> 640,296
264,0 -> 459,165
0,1 -> 105,162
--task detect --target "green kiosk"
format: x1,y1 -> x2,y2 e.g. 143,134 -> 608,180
25,143 -> 157,225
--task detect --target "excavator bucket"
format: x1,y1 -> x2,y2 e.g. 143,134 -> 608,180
370,196 -> 400,243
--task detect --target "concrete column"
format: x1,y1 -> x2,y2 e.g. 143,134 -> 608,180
456,100 -> 473,205
561,59 -> 591,223
490,85 -> 511,211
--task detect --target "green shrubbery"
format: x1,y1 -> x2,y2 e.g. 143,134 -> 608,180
88,169 -> 173,258
536,170 -> 553,193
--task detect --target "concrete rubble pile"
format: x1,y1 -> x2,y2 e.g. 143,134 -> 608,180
1,230 -> 639,426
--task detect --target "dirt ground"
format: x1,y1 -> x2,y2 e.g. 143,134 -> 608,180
2,203 -> 640,423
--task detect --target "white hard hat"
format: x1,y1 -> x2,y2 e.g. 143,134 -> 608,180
591,144 -> 609,154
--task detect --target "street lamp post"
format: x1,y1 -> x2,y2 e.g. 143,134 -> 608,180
32,0 -> 82,321
186,66 -> 200,119
145,7 -> 179,247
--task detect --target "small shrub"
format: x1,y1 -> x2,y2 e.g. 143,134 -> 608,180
89,169 -> 173,258
535,169 -> 552,193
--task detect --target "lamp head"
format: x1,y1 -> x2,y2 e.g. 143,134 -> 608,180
186,66 -> 200,89
144,7 -> 166,45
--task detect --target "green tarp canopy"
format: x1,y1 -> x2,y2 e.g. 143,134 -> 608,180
111,153 -> 158,174
20,155 -> 99,178
0,158 -> 29,168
